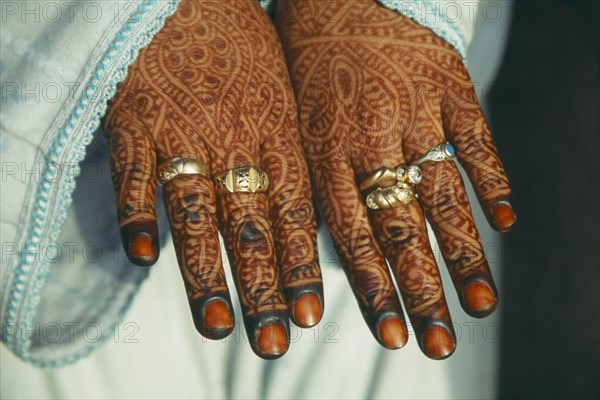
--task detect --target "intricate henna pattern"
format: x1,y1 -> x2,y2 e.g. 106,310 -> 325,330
276,0 -> 514,358
104,0 -> 321,357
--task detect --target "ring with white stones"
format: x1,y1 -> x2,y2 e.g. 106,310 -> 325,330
360,165 -> 422,193
412,142 -> 457,166
361,164 -> 422,210
366,182 -> 416,210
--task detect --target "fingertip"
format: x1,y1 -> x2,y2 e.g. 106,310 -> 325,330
421,324 -> 456,360
191,298 -> 235,340
125,234 -> 159,266
128,234 -> 157,266
121,221 -> 159,267
203,300 -> 234,334
292,293 -> 323,328
462,280 -> 498,318
256,323 -> 289,359
378,317 -> 408,349
491,201 -> 516,233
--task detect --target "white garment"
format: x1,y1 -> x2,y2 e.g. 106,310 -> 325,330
1,0 -> 179,367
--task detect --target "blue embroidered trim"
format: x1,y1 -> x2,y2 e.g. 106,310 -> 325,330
5,0 -> 181,368
376,0 -> 468,58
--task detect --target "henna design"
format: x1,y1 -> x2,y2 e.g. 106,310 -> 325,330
312,158 -> 407,347
443,84 -> 512,222
104,0 -> 321,356
277,0 -> 514,358
105,93 -> 160,266
261,127 -> 323,320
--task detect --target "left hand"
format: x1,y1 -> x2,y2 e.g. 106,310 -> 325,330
276,0 -> 516,359
103,0 -> 322,359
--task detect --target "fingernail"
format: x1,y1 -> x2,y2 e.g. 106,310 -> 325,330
492,202 -> 516,231
422,325 -> 455,360
256,324 -> 288,357
378,317 -> 408,349
129,234 -> 153,261
293,293 -> 322,328
463,281 -> 496,314
203,300 -> 233,331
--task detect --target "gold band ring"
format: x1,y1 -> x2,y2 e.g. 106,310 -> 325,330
366,182 -> 416,210
360,165 -> 422,193
213,166 -> 269,194
361,164 -> 422,210
359,168 -> 397,192
157,157 -> 211,186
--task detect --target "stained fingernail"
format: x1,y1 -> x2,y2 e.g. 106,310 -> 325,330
203,300 -> 233,331
422,325 -> 455,360
257,324 -> 288,357
293,293 -> 322,328
378,317 -> 408,349
463,281 -> 496,314
129,235 -> 153,261
492,202 -> 516,231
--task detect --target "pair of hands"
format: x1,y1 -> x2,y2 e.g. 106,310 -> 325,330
104,0 -> 515,360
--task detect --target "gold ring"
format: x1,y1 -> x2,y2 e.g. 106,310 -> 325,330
359,167 -> 397,192
366,182 -> 416,210
213,167 -> 269,194
361,164 -> 422,210
157,157 -> 210,186
360,165 -> 422,193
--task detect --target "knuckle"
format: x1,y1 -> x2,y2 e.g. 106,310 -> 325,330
272,196 -> 315,228
239,220 -> 268,246
376,216 -> 424,252
425,184 -> 470,220
111,162 -> 154,184
230,216 -> 274,259
222,195 -> 267,219
338,226 -> 380,262
279,233 -> 316,264
446,242 -> 487,274
170,193 -> 216,222
456,135 -> 494,160
476,169 -> 509,195
404,291 -> 444,316
360,287 -> 397,310
420,166 -> 470,221
281,262 -> 322,284
118,203 -> 155,224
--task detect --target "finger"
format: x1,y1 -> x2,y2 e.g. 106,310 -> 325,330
162,175 -> 234,340
152,110 -> 236,340
104,97 -> 159,267
261,129 -> 323,329
417,161 -> 499,318
313,158 -> 408,350
443,83 -> 516,232
370,201 -> 457,359
217,191 -> 290,359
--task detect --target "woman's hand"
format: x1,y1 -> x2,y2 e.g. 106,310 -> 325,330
276,0 -> 516,359
104,0 -> 322,359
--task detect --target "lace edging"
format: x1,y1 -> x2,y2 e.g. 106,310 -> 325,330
5,0 -> 180,369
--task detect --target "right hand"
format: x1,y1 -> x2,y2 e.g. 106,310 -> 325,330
103,0 -> 322,359
276,0 -> 516,359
